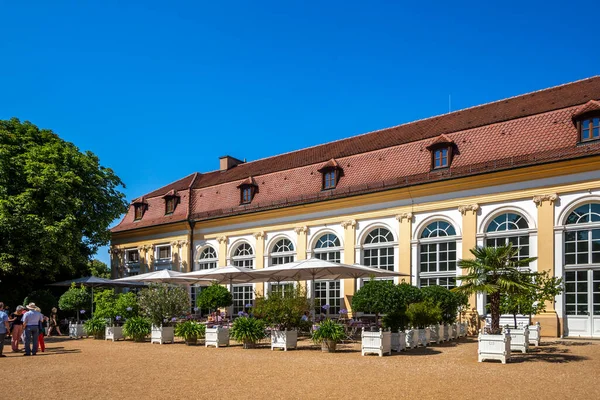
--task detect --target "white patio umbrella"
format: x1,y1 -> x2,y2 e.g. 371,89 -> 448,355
113,269 -> 213,284
182,265 -> 260,286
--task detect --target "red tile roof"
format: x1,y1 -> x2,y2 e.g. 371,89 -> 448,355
112,76 -> 600,233
426,134 -> 454,150
572,100 -> 600,119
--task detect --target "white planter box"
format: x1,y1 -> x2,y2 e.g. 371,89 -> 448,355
509,326 -> 529,353
405,329 -> 418,349
442,324 -> 450,341
271,330 -> 297,351
528,322 -> 541,346
105,326 -> 124,342
449,324 -> 458,340
391,331 -> 406,352
458,322 -> 467,337
417,328 -> 430,347
151,325 -> 174,344
205,326 -> 229,348
478,330 -> 511,364
429,324 -> 441,344
69,323 -> 84,339
361,329 -> 392,357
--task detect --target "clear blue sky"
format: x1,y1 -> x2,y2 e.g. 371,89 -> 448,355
1,1 -> 598,266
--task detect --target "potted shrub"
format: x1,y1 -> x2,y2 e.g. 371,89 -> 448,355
93,289 -> 120,341
138,283 -> 190,345
361,327 -> 392,357
312,318 -> 345,353
382,312 -> 406,352
83,316 -> 106,339
422,285 -> 461,343
406,301 -> 441,347
253,286 -> 310,351
456,244 -> 537,363
106,292 -> 139,341
197,283 -> 233,348
230,316 -> 266,349
58,284 -> 91,338
123,316 -> 151,342
175,320 -> 206,345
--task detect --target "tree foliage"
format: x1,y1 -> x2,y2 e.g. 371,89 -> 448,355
454,244 -> 538,333
421,285 -> 462,325
138,283 -> 190,327
93,289 -> 117,320
115,292 -> 139,320
253,285 -> 310,330
406,301 -> 442,329
196,282 -> 233,313
23,289 -> 57,315
352,279 -> 398,321
88,259 -> 111,279
0,118 -> 127,302
58,284 -> 91,321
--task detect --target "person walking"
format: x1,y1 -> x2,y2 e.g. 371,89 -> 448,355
34,307 -> 46,353
0,302 -> 10,358
46,307 -> 62,336
8,306 -> 25,352
22,303 -> 43,356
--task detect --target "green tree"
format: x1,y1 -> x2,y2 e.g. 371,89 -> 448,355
500,271 -> 563,328
88,259 -> 111,279
421,285 -> 460,325
454,244 -> 537,334
115,292 -> 139,320
58,284 -> 91,322
93,289 -> 117,320
23,289 -> 58,315
352,279 -> 398,323
253,286 -> 310,330
0,118 -> 127,304
138,283 -> 190,327
196,282 -> 233,314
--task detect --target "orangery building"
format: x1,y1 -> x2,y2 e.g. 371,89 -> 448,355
110,76 -> 600,338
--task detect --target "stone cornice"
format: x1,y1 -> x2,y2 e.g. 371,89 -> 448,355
533,193 -> 559,206
458,204 -> 479,215
216,236 -> 228,244
294,226 -> 308,235
341,219 -> 357,229
253,231 -> 265,240
395,212 -> 413,222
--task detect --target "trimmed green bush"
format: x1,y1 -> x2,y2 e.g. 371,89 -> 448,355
196,282 -> 233,313
230,317 -> 266,348
123,316 -> 151,342
175,320 -> 206,345
253,286 -> 310,330
83,316 -> 106,339
406,301 -> 442,329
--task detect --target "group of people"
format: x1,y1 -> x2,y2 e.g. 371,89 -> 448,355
0,302 -> 62,357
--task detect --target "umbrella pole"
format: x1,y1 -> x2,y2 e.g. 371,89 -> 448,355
91,287 -> 94,315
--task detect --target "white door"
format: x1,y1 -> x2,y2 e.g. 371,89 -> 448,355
564,269 -> 600,338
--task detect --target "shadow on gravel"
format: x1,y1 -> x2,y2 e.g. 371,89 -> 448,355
509,345 -> 589,364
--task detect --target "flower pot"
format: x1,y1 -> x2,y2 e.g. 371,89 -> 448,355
417,328 -> 430,347
390,331 -> 406,352
93,332 -> 104,340
321,340 -> 337,353
528,322 -> 541,346
458,322 -> 467,337
206,326 -> 230,348
271,329 -> 298,351
361,328 -> 392,357
442,324 -> 450,341
69,322 -> 84,339
478,329 -> 511,364
449,323 -> 458,340
429,324 -> 441,344
242,340 -> 257,349
405,329 -> 417,349
151,325 -> 175,344
185,337 -> 198,346
105,326 -> 124,342
508,326 -> 529,354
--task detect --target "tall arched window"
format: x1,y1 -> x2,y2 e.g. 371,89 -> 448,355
419,221 -> 457,289
232,242 -> 254,268
563,203 -> 600,329
485,212 -> 530,260
362,227 -> 394,271
192,246 -> 217,315
269,238 -> 296,295
313,233 -> 342,316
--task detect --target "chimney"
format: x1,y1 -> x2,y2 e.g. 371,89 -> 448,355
219,155 -> 244,172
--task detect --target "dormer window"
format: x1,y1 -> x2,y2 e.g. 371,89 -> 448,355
573,100 -> 600,143
581,117 -> 600,142
426,134 -> 455,170
132,197 -> 148,221
237,177 -> 258,205
318,158 -> 343,190
162,190 -> 180,215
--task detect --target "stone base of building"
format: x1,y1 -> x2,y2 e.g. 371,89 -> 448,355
532,311 -> 560,338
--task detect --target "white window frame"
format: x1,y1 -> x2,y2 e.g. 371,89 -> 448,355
417,220 -> 458,289
155,244 -> 172,267
196,246 -> 218,271
361,227 -> 396,271
232,242 -> 254,269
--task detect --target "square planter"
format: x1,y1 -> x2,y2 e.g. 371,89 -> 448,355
442,324 -> 450,341
69,322 -> 84,339
429,324 -> 441,344
478,329 -> 511,364
271,329 -> 298,351
391,330 -> 406,352
528,322 -> 541,346
417,327 -> 431,347
361,328 -> 392,357
405,329 -> 418,349
449,323 -> 458,340
508,326 -> 529,354
105,326 -> 124,342
205,326 -> 229,348
458,322 -> 467,337
151,325 -> 174,344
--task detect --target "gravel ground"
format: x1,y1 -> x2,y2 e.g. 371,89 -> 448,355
1,336 -> 598,399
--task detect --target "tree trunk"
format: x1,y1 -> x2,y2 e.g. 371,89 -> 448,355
490,292 -> 501,334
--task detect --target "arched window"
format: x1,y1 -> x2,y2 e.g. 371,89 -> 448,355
362,227 -> 395,271
419,221 -> 457,289
232,242 -> 254,268
312,233 -> 342,316
564,203 -> 600,265
485,212 -> 530,260
196,246 -> 217,270
270,238 -> 295,265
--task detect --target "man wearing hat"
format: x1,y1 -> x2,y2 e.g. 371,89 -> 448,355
0,302 -> 9,358
22,303 -> 43,356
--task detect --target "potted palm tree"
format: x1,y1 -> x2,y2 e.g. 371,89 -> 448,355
312,318 -> 345,353
196,283 -> 233,348
253,286 -> 310,351
138,283 -> 190,345
455,244 -> 537,363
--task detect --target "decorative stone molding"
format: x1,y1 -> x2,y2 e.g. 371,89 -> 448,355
216,236 -> 228,244
341,219 -> 357,229
458,204 -> 479,215
110,247 -> 123,256
253,231 -> 265,240
170,240 -> 189,248
294,226 -> 308,235
395,212 -> 413,222
533,193 -> 559,206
